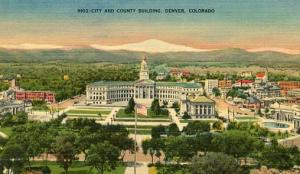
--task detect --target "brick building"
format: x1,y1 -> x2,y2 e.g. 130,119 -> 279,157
278,81 -> 300,96
16,91 -> 55,103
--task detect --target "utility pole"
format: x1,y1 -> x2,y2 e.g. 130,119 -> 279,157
134,106 -> 137,174
227,107 -> 230,122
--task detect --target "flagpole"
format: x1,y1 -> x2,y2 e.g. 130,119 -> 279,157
134,106 -> 137,174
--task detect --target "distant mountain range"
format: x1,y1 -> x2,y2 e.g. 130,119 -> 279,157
0,47 -> 299,67
1,39 -> 300,54
0,40 -> 299,66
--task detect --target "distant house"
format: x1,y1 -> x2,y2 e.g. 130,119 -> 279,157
255,84 -> 280,99
16,91 -> 55,103
156,72 -> 167,80
243,96 -> 263,111
255,72 -> 268,84
278,81 -> 300,96
233,79 -> 254,87
169,69 -> 191,79
205,79 -> 219,95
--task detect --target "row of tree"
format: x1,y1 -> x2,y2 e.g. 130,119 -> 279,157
142,121 -> 300,173
0,115 -> 135,174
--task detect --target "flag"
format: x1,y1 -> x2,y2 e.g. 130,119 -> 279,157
135,104 -> 147,116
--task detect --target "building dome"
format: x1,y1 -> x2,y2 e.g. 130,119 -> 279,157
139,56 -> 149,80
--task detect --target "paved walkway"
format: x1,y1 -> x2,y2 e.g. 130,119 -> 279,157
124,162 -> 148,174
104,107 -> 120,124
168,108 -> 184,131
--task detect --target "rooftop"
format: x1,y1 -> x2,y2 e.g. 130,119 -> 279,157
256,73 -> 266,78
188,95 -> 215,103
88,81 -> 202,88
88,81 -> 134,87
157,82 -> 201,88
236,79 -> 254,83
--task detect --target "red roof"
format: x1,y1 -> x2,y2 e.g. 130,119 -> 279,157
256,73 -> 265,78
237,79 -> 253,84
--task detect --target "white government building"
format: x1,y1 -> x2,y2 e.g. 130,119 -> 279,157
86,58 -> 215,118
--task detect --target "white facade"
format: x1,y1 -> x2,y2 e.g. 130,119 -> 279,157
270,103 -> 300,129
86,58 -> 203,106
205,79 -> 218,95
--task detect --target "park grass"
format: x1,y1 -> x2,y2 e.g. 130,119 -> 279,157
116,109 -> 135,118
31,161 -> 125,174
67,116 -> 105,120
115,118 -> 170,122
66,109 -> 111,115
180,119 -> 218,123
116,109 -> 169,118
0,127 -> 13,136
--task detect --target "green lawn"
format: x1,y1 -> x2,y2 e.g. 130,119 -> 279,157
0,127 -> 13,136
235,116 -> 258,120
116,109 -> 135,118
31,161 -> 125,174
66,109 -> 111,115
115,118 -> 170,122
180,119 -> 218,123
68,115 -> 105,119
116,109 -> 169,118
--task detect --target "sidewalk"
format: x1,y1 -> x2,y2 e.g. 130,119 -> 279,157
168,108 -> 184,131
124,162 -> 148,174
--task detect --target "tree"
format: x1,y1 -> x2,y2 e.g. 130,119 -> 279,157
212,87 -> 221,97
162,100 -> 168,108
66,118 -> 99,131
167,123 -> 181,137
142,139 -> 155,164
212,130 -> 264,164
164,136 -> 197,163
1,144 -> 26,174
75,132 -> 94,161
151,99 -> 161,116
195,132 -> 213,155
14,111 -> 28,124
212,120 -> 224,130
86,142 -> 120,174
53,132 -> 79,174
1,113 -> 13,126
227,122 -> 238,130
258,145 -> 295,170
151,125 -> 166,139
125,97 -> 135,114
172,101 -> 179,108
8,122 -> 47,170
182,112 -> 191,119
190,152 -> 240,174
183,121 -> 210,135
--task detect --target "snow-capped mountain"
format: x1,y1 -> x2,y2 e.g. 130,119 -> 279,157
90,39 -> 215,53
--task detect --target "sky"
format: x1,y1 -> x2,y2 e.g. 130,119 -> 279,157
0,0 -> 300,50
